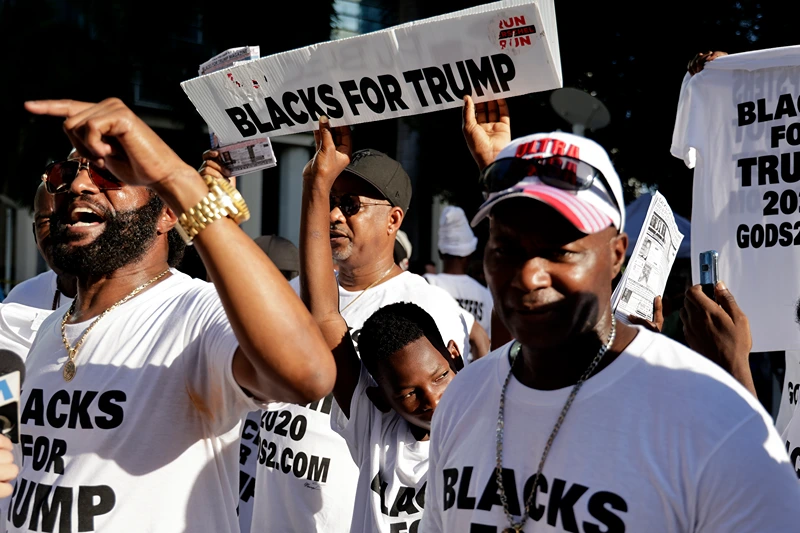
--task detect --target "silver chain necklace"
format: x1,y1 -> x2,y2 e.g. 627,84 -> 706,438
495,316 -> 616,533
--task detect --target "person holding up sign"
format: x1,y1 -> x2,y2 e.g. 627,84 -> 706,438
249,122 -> 487,532
11,98 -> 336,533
297,117 -> 464,533
419,100 -> 800,532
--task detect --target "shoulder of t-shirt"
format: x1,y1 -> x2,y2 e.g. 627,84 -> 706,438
705,46 -> 800,71
398,273 -> 473,325
437,343 -> 508,419
625,328 -> 770,426
463,276 -> 492,295
397,272 -> 460,305
3,271 -> 56,307
150,271 -> 224,316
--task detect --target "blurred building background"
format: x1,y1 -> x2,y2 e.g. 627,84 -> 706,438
2,0 -> 799,293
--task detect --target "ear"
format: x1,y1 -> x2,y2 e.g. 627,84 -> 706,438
157,206 -> 178,235
387,207 -> 404,235
446,340 -> 463,372
609,232 -> 628,279
366,386 -> 392,413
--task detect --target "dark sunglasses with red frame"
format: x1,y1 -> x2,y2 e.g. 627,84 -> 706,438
41,160 -> 123,195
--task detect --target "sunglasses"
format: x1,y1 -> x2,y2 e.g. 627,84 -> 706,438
480,155 -> 612,195
330,194 -> 391,217
41,160 -> 123,194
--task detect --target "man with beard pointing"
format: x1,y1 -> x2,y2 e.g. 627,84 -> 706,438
8,98 -> 335,533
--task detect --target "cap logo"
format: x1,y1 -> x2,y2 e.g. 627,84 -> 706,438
515,138 -> 580,160
350,151 -> 371,166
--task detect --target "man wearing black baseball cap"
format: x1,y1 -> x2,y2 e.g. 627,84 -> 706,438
250,118 -> 488,533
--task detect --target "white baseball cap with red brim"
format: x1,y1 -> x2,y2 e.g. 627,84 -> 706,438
471,132 -> 625,234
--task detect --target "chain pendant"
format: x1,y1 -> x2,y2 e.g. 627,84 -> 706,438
62,360 -> 77,382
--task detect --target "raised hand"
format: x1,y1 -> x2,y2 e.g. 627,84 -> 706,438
199,149 -> 235,186
24,98 -> 191,188
681,282 -> 755,396
462,95 -> 510,171
628,295 -> 664,332
302,116 -> 352,188
687,51 -> 728,76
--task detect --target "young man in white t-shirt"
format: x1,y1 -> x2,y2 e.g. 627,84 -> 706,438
424,205 -> 494,346
419,99 -> 800,532
298,119 -> 464,532
9,98 -> 336,533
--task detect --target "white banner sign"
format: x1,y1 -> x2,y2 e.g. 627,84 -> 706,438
181,0 -> 561,143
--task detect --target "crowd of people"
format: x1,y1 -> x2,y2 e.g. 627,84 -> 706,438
0,50 -> 798,533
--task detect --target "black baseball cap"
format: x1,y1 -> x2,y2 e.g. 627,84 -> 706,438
343,149 -> 412,213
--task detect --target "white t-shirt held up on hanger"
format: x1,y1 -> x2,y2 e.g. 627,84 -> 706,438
671,46 -> 800,351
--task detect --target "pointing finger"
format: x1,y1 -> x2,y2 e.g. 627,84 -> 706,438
25,99 -> 95,118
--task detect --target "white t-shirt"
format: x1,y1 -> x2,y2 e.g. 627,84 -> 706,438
8,271 -> 264,533
0,303 -> 53,533
0,303 -> 51,360
4,271 -> 73,311
423,273 -> 493,342
421,328 -> 800,532
249,272 -> 475,533
671,46 -> 800,351
332,364 -> 430,533
339,272 -> 474,359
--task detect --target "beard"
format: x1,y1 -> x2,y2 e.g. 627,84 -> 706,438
50,194 -> 164,277
330,222 -> 354,262
331,241 -> 354,262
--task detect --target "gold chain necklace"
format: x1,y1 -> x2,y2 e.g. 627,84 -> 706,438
339,265 -> 395,314
60,269 -> 171,382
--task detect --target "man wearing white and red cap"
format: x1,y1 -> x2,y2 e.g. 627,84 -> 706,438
419,98 -> 800,532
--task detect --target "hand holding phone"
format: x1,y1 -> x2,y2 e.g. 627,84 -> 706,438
699,250 -> 719,301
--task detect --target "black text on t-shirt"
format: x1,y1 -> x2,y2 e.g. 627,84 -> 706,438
371,471 -> 425,533
456,299 -> 484,321
256,395 -> 335,486
441,466 -> 627,533
10,388 -> 128,531
238,416 -> 261,513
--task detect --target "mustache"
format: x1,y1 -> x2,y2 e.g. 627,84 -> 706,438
51,194 -> 113,224
329,223 -> 352,239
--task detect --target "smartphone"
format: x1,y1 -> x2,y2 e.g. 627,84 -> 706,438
699,250 -> 719,301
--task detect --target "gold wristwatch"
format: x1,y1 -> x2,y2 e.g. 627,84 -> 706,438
175,175 -> 250,244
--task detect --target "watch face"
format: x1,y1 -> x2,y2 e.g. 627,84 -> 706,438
214,178 -> 250,224
220,195 -> 235,210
